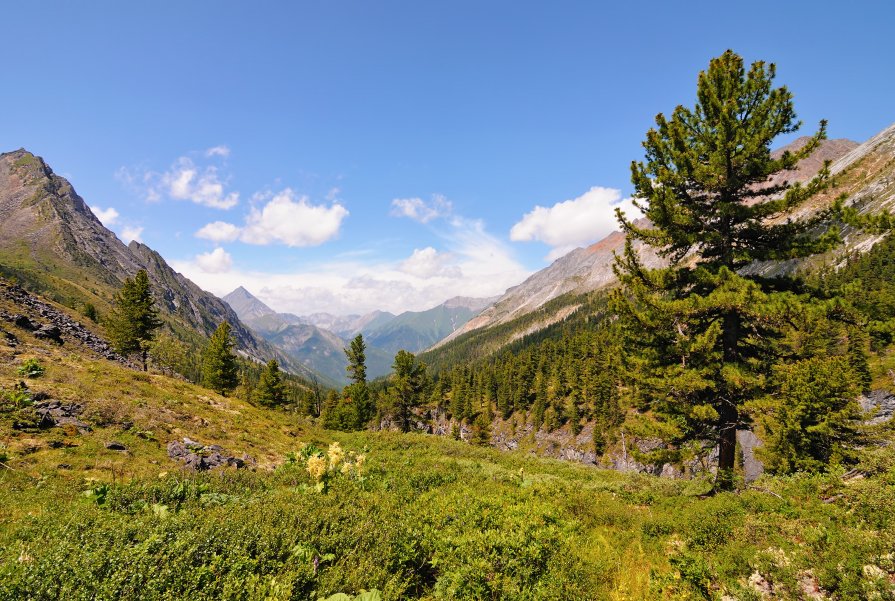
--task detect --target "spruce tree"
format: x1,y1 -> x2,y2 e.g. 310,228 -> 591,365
255,359 -> 286,407
615,50 -> 850,490
202,321 -> 239,395
107,269 -> 162,370
388,350 -> 427,432
339,334 -> 371,429
345,334 -> 367,385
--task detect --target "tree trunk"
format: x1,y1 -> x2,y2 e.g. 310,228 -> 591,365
716,410 -> 738,491
716,310 -> 740,491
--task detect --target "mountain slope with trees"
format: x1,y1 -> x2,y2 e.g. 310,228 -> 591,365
0,149 -> 315,381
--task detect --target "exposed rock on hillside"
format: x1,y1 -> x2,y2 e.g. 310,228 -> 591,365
0,277 -> 131,365
167,437 -> 253,471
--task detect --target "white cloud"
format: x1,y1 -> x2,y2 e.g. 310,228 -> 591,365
196,221 -> 241,243
172,214 -> 529,316
391,194 -> 452,223
195,247 -> 233,273
161,157 -> 239,210
399,247 -> 461,279
510,186 -> 642,260
240,189 -> 348,247
205,145 -> 231,158
90,205 -> 119,227
120,226 -> 144,244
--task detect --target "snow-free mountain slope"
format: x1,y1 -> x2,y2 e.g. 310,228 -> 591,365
436,136 -> 866,349
0,149 -> 312,378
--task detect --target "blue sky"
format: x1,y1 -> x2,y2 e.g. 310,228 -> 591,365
3,1 -> 894,315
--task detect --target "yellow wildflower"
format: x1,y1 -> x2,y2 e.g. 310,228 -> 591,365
307,455 -> 327,482
328,442 -> 345,468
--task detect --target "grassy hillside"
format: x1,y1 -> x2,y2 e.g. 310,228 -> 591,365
3,289 -> 895,600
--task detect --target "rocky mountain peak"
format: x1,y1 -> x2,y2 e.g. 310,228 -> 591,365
0,149 -> 312,378
222,286 -> 276,321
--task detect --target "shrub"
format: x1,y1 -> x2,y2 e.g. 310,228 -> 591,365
17,358 -> 44,378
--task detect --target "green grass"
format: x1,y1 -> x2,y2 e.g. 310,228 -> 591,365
2,303 -> 895,600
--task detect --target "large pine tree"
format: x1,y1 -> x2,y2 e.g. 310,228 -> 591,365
615,50 -> 851,490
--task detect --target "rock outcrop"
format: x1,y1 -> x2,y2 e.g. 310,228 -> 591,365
166,437 -> 253,471
0,278 -> 131,365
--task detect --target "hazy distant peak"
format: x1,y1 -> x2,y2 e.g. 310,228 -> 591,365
222,286 -> 276,320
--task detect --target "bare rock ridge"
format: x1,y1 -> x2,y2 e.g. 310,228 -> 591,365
0,149 -> 311,378
437,135 -> 873,348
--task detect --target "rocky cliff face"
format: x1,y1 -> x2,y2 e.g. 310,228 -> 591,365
438,135 -> 872,348
0,149 -> 309,377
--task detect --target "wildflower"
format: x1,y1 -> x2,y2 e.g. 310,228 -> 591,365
307,455 -> 327,482
340,462 -> 352,475
327,442 -> 345,468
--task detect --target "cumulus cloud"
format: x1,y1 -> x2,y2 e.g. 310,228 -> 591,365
120,226 -> 144,244
510,186 -> 642,260
196,221 -> 241,243
239,189 -> 348,247
391,194 -> 452,223
205,145 -> 231,158
399,247 -> 462,279
172,215 -> 529,316
118,152 -> 239,209
90,205 -> 119,227
195,247 -> 233,273
161,157 -> 239,209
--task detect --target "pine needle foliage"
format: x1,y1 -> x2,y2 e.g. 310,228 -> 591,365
614,50 -> 863,489
255,359 -> 286,407
202,321 -> 239,396
388,350 -> 428,432
106,269 -> 162,371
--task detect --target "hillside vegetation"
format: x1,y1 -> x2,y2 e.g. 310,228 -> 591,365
2,274 -> 895,600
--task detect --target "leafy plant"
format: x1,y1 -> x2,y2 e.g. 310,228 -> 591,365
17,358 -> 44,378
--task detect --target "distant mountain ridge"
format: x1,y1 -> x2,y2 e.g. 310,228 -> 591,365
364,296 -> 497,355
0,148 -> 313,379
223,287 -> 495,383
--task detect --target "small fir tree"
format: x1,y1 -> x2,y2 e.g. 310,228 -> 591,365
202,321 -> 239,395
107,269 -> 162,370
752,356 -> 862,473
256,359 -> 286,407
388,350 -> 427,432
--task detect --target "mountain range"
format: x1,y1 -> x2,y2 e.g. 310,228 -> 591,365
223,286 -> 495,384
2,124 -> 893,387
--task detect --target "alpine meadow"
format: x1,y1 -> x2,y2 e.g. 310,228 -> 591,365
3,4 -> 895,600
